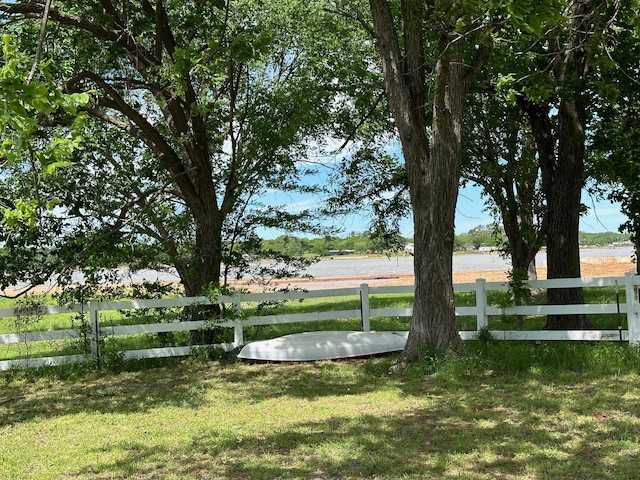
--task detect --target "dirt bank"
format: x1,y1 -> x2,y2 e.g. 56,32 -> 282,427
451,256 -> 636,284
450,256 -> 635,285
252,256 -> 637,290
3,256 -> 636,296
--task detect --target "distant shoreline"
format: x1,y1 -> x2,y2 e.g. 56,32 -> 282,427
2,248 -> 635,296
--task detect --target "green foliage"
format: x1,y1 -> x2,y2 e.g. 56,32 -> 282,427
0,1 -> 378,297
578,231 -> 631,246
474,325 -> 495,346
503,0 -> 563,35
0,0 -> 634,309
0,199 -> 38,229
259,229 -> 626,258
589,2 -> 640,243
262,231 -> 413,257
507,267 -> 532,302
0,34 -> 89,145
454,224 -> 505,250
69,312 -> 92,355
463,67 -> 546,271
11,294 -> 45,358
326,148 -> 409,243
0,35 -> 88,231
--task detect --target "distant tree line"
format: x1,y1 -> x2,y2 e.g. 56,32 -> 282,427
261,232 -> 409,257
261,228 -> 630,258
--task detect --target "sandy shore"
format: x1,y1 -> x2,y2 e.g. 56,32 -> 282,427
2,256 -> 636,296
244,255 -> 637,290
450,255 -> 637,284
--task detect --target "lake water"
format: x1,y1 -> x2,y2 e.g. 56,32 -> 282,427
301,246 -> 634,279
30,246 -> 634,289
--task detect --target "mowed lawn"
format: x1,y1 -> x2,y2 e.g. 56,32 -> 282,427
2,343 -> 640,479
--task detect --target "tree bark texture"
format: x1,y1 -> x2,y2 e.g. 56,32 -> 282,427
543,98 -> 592,329
544,0 -> 598,329
521,97 -> 593,329
519,0 -> 598,329
413,39 -> 466,356
636,233 -> 640,276
369,0 -> 465,361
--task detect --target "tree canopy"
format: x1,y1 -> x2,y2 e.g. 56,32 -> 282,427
0,0 -> 376,301
1,0 -> 639,360
0,34 -> 88,228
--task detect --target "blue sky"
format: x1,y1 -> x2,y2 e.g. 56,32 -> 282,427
257,132 -> 630,239
259,179 -> 626,239
455,183 -> 626,235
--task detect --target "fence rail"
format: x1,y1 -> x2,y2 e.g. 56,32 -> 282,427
1,272 -> 639,370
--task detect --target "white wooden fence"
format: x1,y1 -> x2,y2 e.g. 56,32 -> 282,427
1,272 -> 639,370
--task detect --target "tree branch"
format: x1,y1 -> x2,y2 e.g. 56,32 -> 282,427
27,0 -> 52,84
99,0 -> 125,29
0,2 -> 159,69
66,71 -> 200,203
464,42 -> 493,91
334,91 -> 385,153
324,6 -> 375,38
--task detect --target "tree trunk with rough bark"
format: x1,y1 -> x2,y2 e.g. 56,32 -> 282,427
521,97 -> 593,329
404,45 -> 466,359
539,0 -> 599,330
181,212 -> 225,344
369,0 -> 484,363
543,98 -> 592,329
635,234 -> 640,276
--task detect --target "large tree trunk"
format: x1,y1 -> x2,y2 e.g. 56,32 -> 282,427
175,200 -> 226,344
184,212 -> 224,297
403,48 -> 466,360
520,95 -> 593,330
543,98 -> 592,329
635,232 -> 640,276
539,0 -> 596,330
404,41 -> 466,359
369,0 -> 465,364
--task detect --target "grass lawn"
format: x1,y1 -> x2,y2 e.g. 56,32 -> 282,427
2,342 -> 640,479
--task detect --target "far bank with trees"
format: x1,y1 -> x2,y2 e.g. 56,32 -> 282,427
261,229 -> 630,258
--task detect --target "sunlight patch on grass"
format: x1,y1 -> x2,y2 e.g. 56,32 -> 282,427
2,347 -> 640,479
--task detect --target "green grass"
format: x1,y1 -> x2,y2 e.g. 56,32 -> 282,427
1,342 -> 640,479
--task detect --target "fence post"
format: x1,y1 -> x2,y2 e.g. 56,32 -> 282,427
475,278 -> 488,333
624,272 -> 640,346
233,298 -> 243,345
89,300 -> 101,366
360,283 -> 371,332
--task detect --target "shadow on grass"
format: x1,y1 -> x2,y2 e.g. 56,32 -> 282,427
3,343 -> 640,479
214,358 -> 408,400
0,356 -> 403,427
0,360 -> 213,426
3,342 -> 640,425
67,374 -> 640,479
